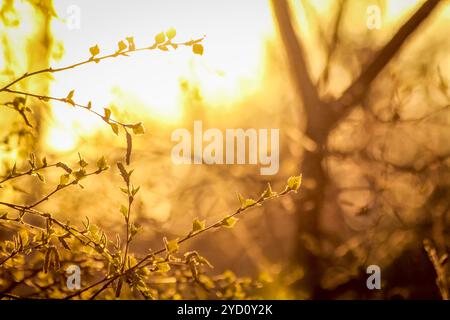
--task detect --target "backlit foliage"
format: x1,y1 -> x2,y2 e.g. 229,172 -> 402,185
0,19 -> 300,298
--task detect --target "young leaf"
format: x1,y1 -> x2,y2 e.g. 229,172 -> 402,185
29,153 -> 36,168
59,174 -> 70,186
110,123 -> 119,136
287,174 -> 302,192
241,198 -> 257,209
89,44 -> 100,56
97,156 -> 109,171
72,168 -> 86,181
78,153 -> 88,168
166,28 -> 176,40
126,37 -> 135,51
237,193 -> 257,209
131,122 -> 145,135
261,182 -> 275,199
66,90 -> 75,100
130,223 -> 140,237
193,43 -> 204,55
164,237 -> 179,254
155,32 -> 166,44
192,218 -> 206,233
103,108 -> 111,122
221,216 -> 238,228
120,205 -> 128,218
11,163 -> 17,176
157,262 -> 170,273
132,185 -> 140,196
66,90 -> 75,106
118,40 -> 127,52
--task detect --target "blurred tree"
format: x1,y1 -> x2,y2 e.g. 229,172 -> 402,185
271,0 -> 447,298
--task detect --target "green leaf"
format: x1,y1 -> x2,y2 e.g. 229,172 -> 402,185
192,218 -> 206,233
78,153 -> 88,168
119,205 -> 128,218
164,237 -> 179,254
221,216 -> 238,228
103,108 -> 111,122
29,153 -> 36,168
237,193 -> 257,209
193,43 -> 204,55
126,37 -> 135,51
97,156 -> 109,171
166,28 -> 176,40
66,90 -> 75,106
59,174 -> 70,186
155,32 -> 166,44
79,159 -> 88,167
66,90 -> 75,100
89,44 -> 100,56
157,262 -> 170,273
261,182 -> 275,199
110,123 -> 119,135
242,198 -> 256,209
118,40 -> 127,52
132,185 -> 140,196
72,168 -> 86,181
132,122 -> 145,135
130,223 -> 140,237
287,174 -> 302,192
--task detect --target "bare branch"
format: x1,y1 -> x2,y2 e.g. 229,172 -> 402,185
271,0 -> 321,109
332,0 -> 441,114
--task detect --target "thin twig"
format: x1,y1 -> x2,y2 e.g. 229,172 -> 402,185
65,187 -> 295,300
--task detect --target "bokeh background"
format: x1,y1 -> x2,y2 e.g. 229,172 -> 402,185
1,0 -> 450,299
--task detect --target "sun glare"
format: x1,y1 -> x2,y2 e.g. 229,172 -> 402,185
44,0 -> 273,152
47,126 -> 77,152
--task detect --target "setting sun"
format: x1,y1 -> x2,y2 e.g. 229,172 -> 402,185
45,0 -> 273,151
